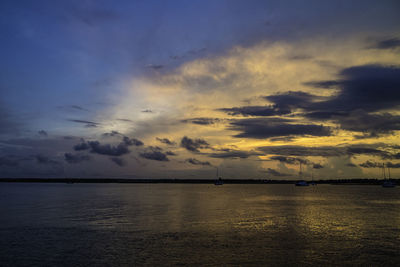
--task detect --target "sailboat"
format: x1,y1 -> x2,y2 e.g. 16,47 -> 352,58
310,169 -> 317,186
382,163 -> 396,188
214,167 -> 223,185
295,161 -> 309,186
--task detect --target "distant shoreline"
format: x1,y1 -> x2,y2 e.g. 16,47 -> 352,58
0,178 -> 398,185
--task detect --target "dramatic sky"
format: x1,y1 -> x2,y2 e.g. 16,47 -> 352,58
1,0 -> 400,179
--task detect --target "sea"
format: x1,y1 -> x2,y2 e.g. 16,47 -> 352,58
0,183 -> 399,266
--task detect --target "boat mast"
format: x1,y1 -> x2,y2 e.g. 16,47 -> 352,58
382,163 -> 386,180
299,161 -> 302,179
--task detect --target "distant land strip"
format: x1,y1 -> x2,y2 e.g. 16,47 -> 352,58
0,178 -> 398,185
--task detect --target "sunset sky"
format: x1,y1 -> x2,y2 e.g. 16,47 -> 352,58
1,0 -> 400,179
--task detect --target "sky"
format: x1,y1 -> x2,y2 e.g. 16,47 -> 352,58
1,0 -> 400,179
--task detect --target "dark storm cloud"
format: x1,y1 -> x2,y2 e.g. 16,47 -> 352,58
74,142 -> 90,151
228,118 -> 332,139
165,151 -> 177,156
38,130 -> 48,136
264,168 -> 290,177
359,160 -> 382,168
258,144 -> 395,159
218,106 -> 289,117
306,65 -> 400,113
258,145 -> 346,157
362,160 -> 400,169
269,155 -> 309,165
265,91 -> 325,112
370,37 -> 400,50
208,150 -> 262,159
313,163 -> 324,169
110,157 -> 125,167
156,137 -> 176,145
73,136 -> 143,156
219,91 -> 323,118
102,130 -> 121,137
35,155 -> 59,165
334,111 -> 400,135
67,119 -> 100,128
122,136 -> 144,146
181,118 -> 222,125
86,141 -> 130,156
180,136 -> 210,152
218,65 -> 400,138
346,145 -> 391,159
185,158 -> 211,166
140,150 -> 169,161
64,153 -> 90,164
386,162 -> 400,168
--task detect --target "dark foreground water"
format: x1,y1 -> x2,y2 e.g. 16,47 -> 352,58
0,183 -> 399,266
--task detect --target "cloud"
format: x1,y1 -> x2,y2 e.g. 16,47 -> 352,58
141,109 -> 153,113
269,155 -> 309,165
258,145 -> 346,157
74,141 -> 90,151
333,111 -> 400,136
38,130 -> 48,137
73,136 -> 143,156
102,131 -> 121,137
258,144 -> 394,159
140,150 -> 169,161
386,162 -> 400,168
122,136 -> 144,146
359,160 -> 382,168
370,37 -> 400,50
228,118 -> 332,139
67,119 -> 100,128
185,158 -> 211,166
64,153 -> 90,164
110,157 -> 125,167
165,151 -> 177,156
313,163 -> 324,169
180,136 -> 210,152
347,145 -> 391,159
156,137 -> 176,145
306,65 -> 400,113
86,141 -> 130,156
265,91 -> 325,112
181,118 -> 222,125
218,105 -> 289,117
208,150 -> 262,159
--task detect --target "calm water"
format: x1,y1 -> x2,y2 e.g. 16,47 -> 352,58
0,183 -> 399,266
